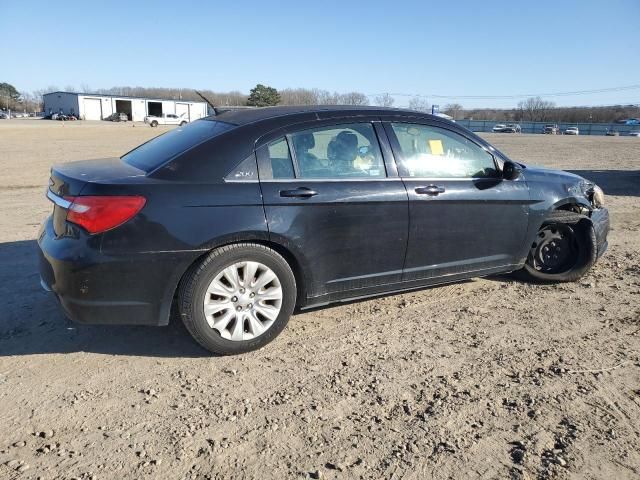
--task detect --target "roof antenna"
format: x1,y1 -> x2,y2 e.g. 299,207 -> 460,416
194,90 -> 219,115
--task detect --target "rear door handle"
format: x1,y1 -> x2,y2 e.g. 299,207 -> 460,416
415,185 -> 446,195
279,187 -> 318,198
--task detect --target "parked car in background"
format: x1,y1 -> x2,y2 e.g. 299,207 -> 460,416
144,113 -> 188,127
106,112 -> 128,122
543,124 -> 559,134
628,131 -> 640,137
38,106 -> 610,355
605,129 -> 619,136
0,112 -> 8,119
492,124 -> 507,132
502,123 -> 521,133
616,118 -> 640,125
564,126 -> 579,135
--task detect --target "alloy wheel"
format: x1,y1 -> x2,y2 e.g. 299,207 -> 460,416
203,261 -> 283,341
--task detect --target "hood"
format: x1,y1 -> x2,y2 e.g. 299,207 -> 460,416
521,164 -> 595,203
521,164 -> 588,184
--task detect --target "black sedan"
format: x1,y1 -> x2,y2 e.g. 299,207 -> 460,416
38,106 -> 609,355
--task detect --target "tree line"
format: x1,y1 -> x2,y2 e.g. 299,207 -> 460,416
1,82 -> 637,123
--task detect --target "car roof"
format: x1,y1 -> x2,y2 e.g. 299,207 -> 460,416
211,105 -> 438,127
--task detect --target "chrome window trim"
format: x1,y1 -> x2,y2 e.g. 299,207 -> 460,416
46,189 -> 72,208
259,177 -> 402,183
398,177 -> 501,182
235,176 -> 498,184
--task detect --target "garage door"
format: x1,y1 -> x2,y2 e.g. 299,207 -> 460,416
175,103 -> 190,121
83,98 -> 102,120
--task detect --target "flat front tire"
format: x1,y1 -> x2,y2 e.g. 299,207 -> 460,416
521,211 -> 597,282
179,243 -> 297,355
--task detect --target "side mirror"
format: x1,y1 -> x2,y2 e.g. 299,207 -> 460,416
502,160 -> 521,180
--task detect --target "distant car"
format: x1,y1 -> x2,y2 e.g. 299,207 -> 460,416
543,124 -> 559,134
605,129 -> 619,136
564,126 -> 579,135
0,112 -> 8,119
492,124 -> 506,132
616,118 -> 640,125
502,123 -> 521,133
106,112 -> 128,122
144,113 -> 188,127
629,131 -> 640,137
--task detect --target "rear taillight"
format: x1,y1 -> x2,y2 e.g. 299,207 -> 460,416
63,195 -> 146,234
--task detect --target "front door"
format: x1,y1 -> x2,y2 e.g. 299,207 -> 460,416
257,121 -> 409,300
384,121 -> 531,281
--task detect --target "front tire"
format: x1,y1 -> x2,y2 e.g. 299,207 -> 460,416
521,211 -> 597,282
178,243 -> 297,355
150,120 -> 158,127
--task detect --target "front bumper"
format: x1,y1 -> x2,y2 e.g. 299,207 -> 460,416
591,207 -> 609,258
38,215 -> 195,326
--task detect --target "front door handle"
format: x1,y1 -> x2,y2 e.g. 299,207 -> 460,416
415,185 -> 446,196
279,187 -> 318,198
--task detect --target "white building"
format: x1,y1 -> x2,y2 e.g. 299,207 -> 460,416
43,91 -> 209,122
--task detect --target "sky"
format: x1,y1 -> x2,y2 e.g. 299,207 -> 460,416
4,0 -> 639,109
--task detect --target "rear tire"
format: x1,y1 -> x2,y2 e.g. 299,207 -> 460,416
180,121 -> 187,126
521,211 -> 597,282
178,243 -> 297,355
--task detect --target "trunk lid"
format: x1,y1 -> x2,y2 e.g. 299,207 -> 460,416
49,157 -> 146,196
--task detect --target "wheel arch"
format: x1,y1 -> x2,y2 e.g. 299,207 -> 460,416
550,196 -> 592,214
163,238 -> 309,325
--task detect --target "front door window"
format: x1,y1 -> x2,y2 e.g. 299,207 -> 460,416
390,123 -> 498,178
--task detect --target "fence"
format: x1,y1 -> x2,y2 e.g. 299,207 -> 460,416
455,119 -> 640,136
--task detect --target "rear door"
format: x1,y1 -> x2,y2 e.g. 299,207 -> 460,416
257,121 -> 409,300
384,120 -> 531,280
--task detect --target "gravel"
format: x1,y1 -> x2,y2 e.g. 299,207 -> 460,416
0,121 -> 638,479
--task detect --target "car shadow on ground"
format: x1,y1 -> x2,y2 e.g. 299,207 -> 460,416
568,170 -> 640,197
0,240 -> 212,358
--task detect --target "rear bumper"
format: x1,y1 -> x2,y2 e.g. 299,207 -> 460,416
38,216 -> 195,326
591,207 -> 609,258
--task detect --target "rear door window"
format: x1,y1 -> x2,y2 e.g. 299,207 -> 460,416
121,119 -> 234,172
267,138 -> 295,179
289,123 -> 386,179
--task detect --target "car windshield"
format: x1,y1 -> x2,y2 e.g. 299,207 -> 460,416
122,119 -> 235,172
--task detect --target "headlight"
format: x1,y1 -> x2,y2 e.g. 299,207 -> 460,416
592,185 -> 605,208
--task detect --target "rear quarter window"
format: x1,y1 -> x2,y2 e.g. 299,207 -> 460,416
122,120 -> 234,172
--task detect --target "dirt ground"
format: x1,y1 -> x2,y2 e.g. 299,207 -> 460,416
0,119 -> 639,480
